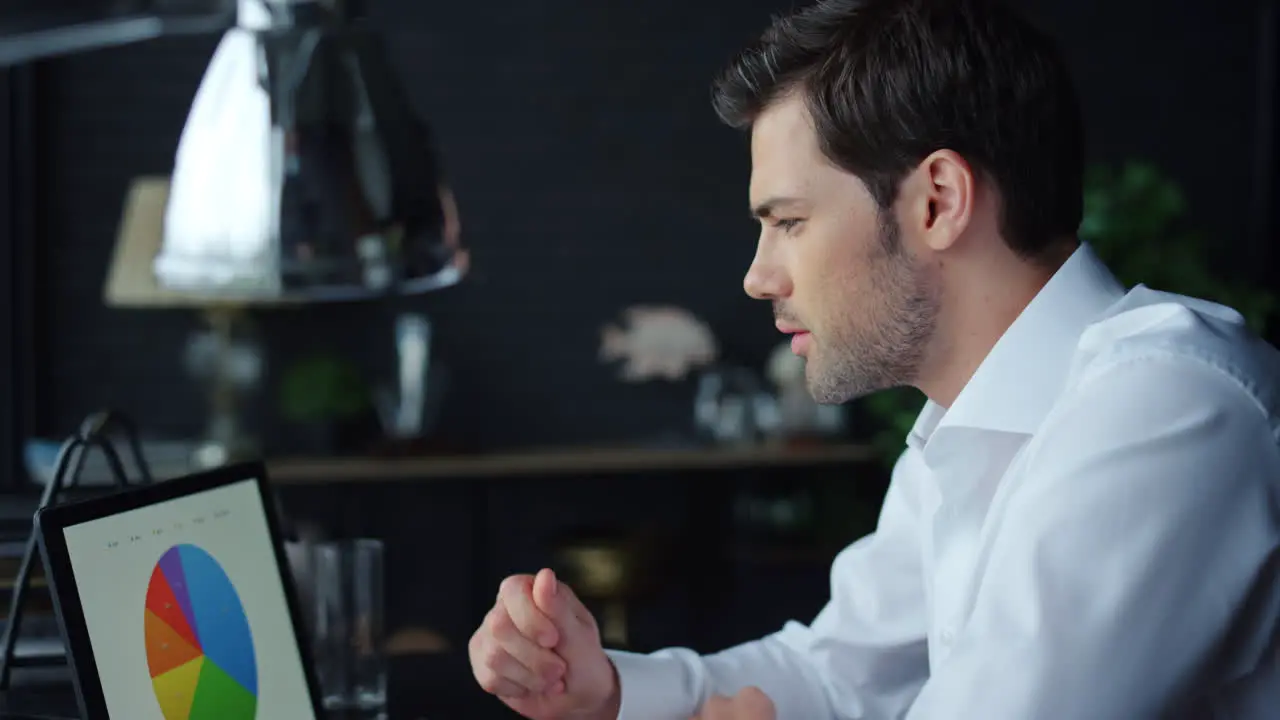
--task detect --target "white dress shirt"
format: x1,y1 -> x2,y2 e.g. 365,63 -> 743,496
606,243 -> 1280,719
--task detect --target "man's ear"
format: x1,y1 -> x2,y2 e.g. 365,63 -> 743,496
898,149 -> 975,253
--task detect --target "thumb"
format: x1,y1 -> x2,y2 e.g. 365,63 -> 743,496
532,568 -> 593,645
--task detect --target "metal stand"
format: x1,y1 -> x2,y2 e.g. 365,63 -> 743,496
0,411 -> 154,689
188,306 -> 262,470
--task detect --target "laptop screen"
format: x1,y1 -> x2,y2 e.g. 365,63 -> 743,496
59,477 -> 318,720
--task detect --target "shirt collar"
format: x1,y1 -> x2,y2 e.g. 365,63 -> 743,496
907,242 -> 1125,452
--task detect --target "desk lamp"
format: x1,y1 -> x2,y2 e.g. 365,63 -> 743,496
100,0 -> 467,468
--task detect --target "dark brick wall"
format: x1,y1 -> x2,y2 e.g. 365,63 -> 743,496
1,67 -> 38,489
23,0 -> 1273,451
0,69 -> 13,483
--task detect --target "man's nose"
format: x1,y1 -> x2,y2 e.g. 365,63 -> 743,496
743,246 -> 789,300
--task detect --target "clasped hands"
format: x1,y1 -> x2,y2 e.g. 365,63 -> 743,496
469,568 -> 776,720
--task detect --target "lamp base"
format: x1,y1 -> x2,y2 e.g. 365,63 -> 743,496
186,306 -> 264,469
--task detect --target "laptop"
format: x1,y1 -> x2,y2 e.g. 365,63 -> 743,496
33,461 -> 324,719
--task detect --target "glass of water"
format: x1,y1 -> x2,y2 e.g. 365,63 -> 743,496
306,538 -> 387,712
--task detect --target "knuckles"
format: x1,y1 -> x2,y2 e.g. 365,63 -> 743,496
498,573 -> 533,601
475,667 -> 501,693
468,611 -> 509,671
489,608 -> 517,640
480,639 -> 506,670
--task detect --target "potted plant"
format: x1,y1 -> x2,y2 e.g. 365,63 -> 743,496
278,353 -> 372,455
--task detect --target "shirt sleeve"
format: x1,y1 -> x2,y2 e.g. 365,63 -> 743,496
608,448 -> 932,720
906,355 -> 1280,719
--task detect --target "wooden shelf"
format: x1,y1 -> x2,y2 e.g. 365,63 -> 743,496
268,442 -> 875,484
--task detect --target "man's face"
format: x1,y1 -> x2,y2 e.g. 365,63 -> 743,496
743,93 -> 939,403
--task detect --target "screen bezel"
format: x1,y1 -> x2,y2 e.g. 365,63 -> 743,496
33,460 -> 325,719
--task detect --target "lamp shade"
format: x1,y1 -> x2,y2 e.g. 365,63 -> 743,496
106,176 -> 202,308
155,0 -> 464,303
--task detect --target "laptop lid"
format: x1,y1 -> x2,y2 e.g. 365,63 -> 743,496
34,461 -> 323,720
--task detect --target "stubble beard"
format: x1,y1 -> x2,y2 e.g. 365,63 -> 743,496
806,216 -> 939,405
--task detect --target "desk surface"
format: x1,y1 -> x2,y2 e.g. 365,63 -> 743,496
0,661 -> 460,719
0,683 -> 394,720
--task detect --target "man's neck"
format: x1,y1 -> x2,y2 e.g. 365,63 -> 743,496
915,241 -> 1077,408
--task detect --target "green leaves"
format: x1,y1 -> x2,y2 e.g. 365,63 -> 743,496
1081,161 -> 1275,334
858,386 -> 926,469
278,354 -> 370,423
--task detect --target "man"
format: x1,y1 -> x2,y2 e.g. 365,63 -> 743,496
468,0 -> 1280,717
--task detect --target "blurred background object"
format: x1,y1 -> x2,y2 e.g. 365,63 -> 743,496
69,0 -> 470,469
0,0 -> 235,66
157,0 -> 465,302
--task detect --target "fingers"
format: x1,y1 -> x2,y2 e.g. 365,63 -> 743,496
470,624 -> 563,696
532,568 -> 594,634
491,608 -> 566,684
531,568 -> 562,622
473,571 -> 608,707
471,624 -> 536,697
499,574 -> 559,648
484,676 -> 530,699
470,600 -> 567,698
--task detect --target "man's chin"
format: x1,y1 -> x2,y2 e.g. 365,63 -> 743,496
804,364 -> 849,405
805,364 -> 883,405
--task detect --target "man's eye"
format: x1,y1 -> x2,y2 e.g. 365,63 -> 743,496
775,218 -> 802,232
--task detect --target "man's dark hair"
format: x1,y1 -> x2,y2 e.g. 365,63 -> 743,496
712,0 -> 1083,259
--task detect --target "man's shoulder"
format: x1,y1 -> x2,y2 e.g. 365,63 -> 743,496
1066,285 -> 1280,421
1006,287 -> 1280,511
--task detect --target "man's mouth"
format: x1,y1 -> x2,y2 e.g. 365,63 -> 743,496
789,331 -> 812,355
776,321 -> 811,355
775,319 -> 806,334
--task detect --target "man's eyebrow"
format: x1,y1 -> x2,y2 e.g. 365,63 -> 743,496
750,196 -> 805,219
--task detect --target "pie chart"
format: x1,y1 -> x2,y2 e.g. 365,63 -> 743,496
145,543 -> 258,720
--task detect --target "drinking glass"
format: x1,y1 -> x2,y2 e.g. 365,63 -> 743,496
306,538 -> 387,712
